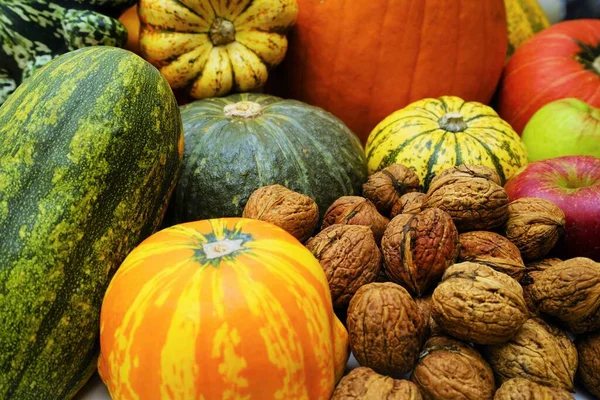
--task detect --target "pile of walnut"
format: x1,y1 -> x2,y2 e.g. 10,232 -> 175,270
243,164 -> 600,400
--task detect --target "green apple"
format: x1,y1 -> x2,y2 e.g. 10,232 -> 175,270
521,98 -> 600,162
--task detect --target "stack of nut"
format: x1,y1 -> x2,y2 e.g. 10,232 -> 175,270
242,164 -> 600,400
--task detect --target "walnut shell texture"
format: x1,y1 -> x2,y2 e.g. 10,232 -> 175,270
322,196 -> 390,242
528,257 -> 600,334
347,282 -> 426,377
363,164 -> 421,216
431,262 -> 529,344
390,192 -> 426,218
525,258 -> 563,272
332,367 -> 423,400
458,231 -> 526,281
504,198 -> 566,261
423,173 -> 509,232
415,295 -> 444,339
242,184 -> 318,242
411,335 -> 496,400
382,208 -> 459,297
305,225 -> 381,308
493,378 -> 574,400
483,317 -> 578,391
577,332 -> 600,398
429,164 -> 503,188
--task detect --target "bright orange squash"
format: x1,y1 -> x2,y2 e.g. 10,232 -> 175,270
98,218 -> 349,399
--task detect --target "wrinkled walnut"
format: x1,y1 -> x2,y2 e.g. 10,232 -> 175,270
415,296 -> 443,340
305,225 -> 381,308
363,164 -> 421,216
423,167 -> 509,232
526,258 -> 563,272
431,262 -> 529,344
332,367 -> 423,399
322,196 -> 390,242
504,198 -> 566,261
493,378 -> 574,400
483,317 -> 578,391
458,231 -> 526,281
429,164 -> 503,187
520,259 -> 563,315
528,257 -> 600,334
390,192 -> 426,218
243,184 -> 318,242
347,282 -> 426,377
577,332 -> 600,398
411,335 -> 495,400
382,208 -> 459,297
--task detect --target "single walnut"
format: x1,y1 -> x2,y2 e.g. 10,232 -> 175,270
381,208 -> 459,297
431,262 -> 529,344
347,282 -> 426,377
504,198 -> 566,261
483,317 -> 578,391
458,231 -> 526,281
423,167 -> 509,232
528,257 -> 600,334
322,196 -> 390,242
429,164 -> 503,187
332,367 -> 423,399
411,335 -> 496,400
243,184 -> 318,242
521,259 -> 563,315
363,164 -> 421,216
577,332 -> 600,398
305,225 -> 381,308
390,192 -> 426,218
493,378 -> 574,400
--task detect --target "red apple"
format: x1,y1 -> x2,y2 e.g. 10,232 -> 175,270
504,155 -> 600,261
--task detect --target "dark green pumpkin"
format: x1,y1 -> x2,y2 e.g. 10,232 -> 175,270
0,46 -> 182,399
172,93 -> 368,224
0,0 -> 136,105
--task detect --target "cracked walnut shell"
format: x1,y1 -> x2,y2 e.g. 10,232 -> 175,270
331,367 -> 423,400
363,164 -> 421,216
243,184 -> 318,243
493,378 -> 574,400
528,257 -> 600,334
347,282 -> 426,377
504,198 -> 566,261
483,317 -> 578,391
577,332 -> 600,398
322,196 -> 390,242
381,208 -> 459,297
305,225 -> 381,308
411,335 -> 495,400
458,231 -> 526,281
429,164 -> 503,187
423,168 -> 509,232
390,192 -> 426,218
431,262 -> 529,344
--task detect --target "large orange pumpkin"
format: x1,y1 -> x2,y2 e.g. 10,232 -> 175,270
98,218 -> 349,399
268,0 -> 508,143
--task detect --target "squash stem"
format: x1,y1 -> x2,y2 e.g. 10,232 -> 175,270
594,56 -> 600,75
202,239 -> 245,259
438,113 -> 467,132
210,18 -> 236,46
224,101 -> 263,118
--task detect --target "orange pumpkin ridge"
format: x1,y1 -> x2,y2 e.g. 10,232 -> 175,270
98,218 -> 348,399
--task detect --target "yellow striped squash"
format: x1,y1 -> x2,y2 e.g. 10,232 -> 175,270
365,96 -> 528,190
98,218 -> 349,399
505,0 -> 550,56
138,0 -> 298,99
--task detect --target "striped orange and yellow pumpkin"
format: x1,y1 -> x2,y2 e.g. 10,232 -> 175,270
98,218 -> 349,399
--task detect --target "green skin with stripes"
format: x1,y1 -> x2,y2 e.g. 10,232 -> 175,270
0,0 -> 136,105
170,93 -> 368,225
0,46 -> 183,399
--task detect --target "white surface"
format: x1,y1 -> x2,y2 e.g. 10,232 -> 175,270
77,354 -> 595,399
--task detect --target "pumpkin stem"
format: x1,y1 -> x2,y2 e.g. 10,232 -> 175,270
210,18 -> 236,46
438,113 -> 467,133
202,239 -> 245,259
224,101 -> 263,118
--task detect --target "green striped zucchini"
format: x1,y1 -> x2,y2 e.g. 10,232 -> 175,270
0,46 -> 183,399
365,96 -> 528,190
